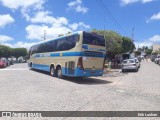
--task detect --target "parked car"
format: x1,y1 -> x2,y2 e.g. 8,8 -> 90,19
121,59 -> 139,72
6,60 -> 11,66
134,58 -> 140,68
150,55 -> 157,62
0,59 -> 7,68
137,56 -> 142,62
1,58 -> 10,67
157,57 -> 160,66
10,60 -> 14,65
155,56 -> 160,64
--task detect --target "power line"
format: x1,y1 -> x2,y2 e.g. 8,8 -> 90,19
132,27 -> 134,43
96,0 -> 128,34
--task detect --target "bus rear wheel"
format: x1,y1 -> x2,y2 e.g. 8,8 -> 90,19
50,66 -> 56,77
57,67 -> 64,79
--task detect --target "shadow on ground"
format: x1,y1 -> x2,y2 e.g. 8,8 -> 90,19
31,69 -> 112,85
64,77 -> 112,85
103,69 -> 128,77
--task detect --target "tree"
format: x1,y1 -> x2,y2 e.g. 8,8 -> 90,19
0,45 -> 27,60
12,48 -> 27,60
122,36 -> 135,53
134,51 -> 141,56
0,45 -> 12,58
137,48 -> 143,52
92,29 -> 123,55
58,34 -> 64,37
146,49 -> 153,55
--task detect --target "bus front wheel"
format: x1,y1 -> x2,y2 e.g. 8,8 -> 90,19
50,66 -> 56,77
57,67 -> 64,79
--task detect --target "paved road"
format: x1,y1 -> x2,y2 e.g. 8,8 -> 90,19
0,62 -> 160,119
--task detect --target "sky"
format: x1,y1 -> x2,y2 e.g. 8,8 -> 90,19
0,0 -> 160,49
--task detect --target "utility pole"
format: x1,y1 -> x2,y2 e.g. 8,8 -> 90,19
41,30 -> 46,41
132,27 -> 134,43
104,16 -> 106,30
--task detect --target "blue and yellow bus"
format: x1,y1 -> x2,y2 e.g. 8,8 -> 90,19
28,31 -> 106,78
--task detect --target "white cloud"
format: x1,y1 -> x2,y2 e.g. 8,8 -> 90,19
26,21 -> 90,40
135,34 -> 160,48
78,22 -> 90,29
120,0 -> 155,6
67,0 -> 88,13
0,35 -> 14,43
69,22 -> 90,30
149,35 -> 160,42
28,11 -> 69,27
26,11 -> 90,40
0,14 -> 15,28
0,0 -> 91,42
0,0 -> 44,10
25,24 -> 72,40
147,12 -> 160,22
142,0 -> 154,3
0,0 -> 45,21
135,41 -> 152,48
69,23 -> 79,30
2,42 -> 36,49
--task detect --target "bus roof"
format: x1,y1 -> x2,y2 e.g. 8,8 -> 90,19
32,31 -> 83,46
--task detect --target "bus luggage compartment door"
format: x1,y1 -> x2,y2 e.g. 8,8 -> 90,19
65,61 -> 75,75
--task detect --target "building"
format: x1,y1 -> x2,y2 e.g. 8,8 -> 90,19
153,44 -> 160,52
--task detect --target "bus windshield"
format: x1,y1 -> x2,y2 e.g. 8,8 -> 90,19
83,32 -> 105,47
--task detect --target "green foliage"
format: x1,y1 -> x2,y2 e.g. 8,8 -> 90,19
92,29 -> 135,56
122,36 -> 135,53
152,51 -> 158,55
0,45 -> 12,58
146,49 -> 153,55
12,48 -> 27,59
58,34 -> 64,37
134,51 -> 141,56
138,46 -> 149,52
0,45 -> 27,59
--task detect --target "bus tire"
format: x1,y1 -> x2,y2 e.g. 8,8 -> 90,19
57,66 -> 64,79
50,65 -> 56,77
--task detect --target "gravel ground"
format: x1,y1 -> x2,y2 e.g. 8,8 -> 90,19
0,61 -> 160,120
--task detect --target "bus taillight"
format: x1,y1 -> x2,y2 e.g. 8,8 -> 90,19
77,57 -> 84,70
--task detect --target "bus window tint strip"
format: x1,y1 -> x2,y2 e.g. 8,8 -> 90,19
83,32 -> 105,47
31,35 -> 79,55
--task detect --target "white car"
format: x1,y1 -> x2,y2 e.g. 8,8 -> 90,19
155,56 -> 160,64
134,58 -> 140,68
122,59 -> 139,72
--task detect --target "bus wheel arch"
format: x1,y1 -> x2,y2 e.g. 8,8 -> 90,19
50,64 -> 56,77
56,65 -> 64,79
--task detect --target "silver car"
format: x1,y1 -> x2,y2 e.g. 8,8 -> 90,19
155,56 -> 160,64
122,59 -> 139,72
134,58 -> 140,68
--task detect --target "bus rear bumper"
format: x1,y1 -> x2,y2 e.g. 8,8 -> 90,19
75,68 -> 103,77
62,68 -> 103,77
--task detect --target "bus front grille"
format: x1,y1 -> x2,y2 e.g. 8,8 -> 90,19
83,51 -> 104,57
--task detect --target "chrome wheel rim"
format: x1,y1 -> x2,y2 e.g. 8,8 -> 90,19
51,68 -> 54,76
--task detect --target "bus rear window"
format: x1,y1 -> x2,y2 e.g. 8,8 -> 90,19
83,32 -> 105,47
